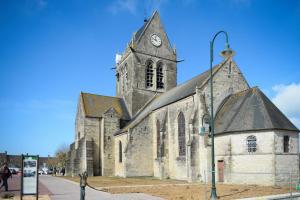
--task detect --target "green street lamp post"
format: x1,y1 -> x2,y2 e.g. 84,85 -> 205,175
209,31 -> 233,200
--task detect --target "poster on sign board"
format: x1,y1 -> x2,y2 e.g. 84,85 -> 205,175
21,155 -> 39,196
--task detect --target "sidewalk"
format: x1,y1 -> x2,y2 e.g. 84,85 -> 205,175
237,192 -> 300,200
0,174 -> 51,199
39,175 -> 164,200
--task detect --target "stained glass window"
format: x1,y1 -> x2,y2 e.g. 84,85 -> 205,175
178,112 -> 186,156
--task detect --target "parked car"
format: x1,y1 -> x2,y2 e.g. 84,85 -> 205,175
10,168 -> 17,174
47,169 -> 53,175
9,167 -> 20,174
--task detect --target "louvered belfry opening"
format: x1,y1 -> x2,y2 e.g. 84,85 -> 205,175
156,63 -> 164,89
146,60 -> 154,88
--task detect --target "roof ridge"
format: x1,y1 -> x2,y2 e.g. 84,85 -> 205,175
254,87 -> 276,129
81,92 -> 122,99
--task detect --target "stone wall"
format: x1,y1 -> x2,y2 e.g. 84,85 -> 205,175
163,96 -> 196,180
75,96 -> 85,148
84,117 -> 101,175
215,131 -> 275,185
125,117 -> 154,177
274,130 -> 299,185
101,109 -> 119,176
66,137 -> 94,176
202,59 -> 249,115
114,133 -> 128,177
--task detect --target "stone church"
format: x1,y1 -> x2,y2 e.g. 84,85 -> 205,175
66,11 -> 299,185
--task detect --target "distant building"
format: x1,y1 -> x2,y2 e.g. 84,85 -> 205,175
66,11 -> 299,186
0,151 -> 56,168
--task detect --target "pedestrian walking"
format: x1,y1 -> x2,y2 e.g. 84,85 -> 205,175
61,167 -> 65,176
53,167 -> 57,176
0,162 -> 12,192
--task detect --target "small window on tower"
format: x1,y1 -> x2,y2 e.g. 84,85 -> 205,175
119,141 -> 122,163
246,135 -> 257,153
156,62 -> 164,89
228,61 -> 232,78
146,60 -> 154,88
283,135 -> 290,153
124,63 -> 128,89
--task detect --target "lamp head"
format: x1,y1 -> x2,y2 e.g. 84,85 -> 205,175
220,43 -> 235,58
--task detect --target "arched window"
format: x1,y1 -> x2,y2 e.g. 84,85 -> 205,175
246,135 -> 257,153
156,62 -> 164,89
156,120 -> 161,158
146,60 -> 154,88
178,112 -> 186,156
119,141 -> 122,162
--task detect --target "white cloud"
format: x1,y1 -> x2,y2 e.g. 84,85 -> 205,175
108,0 -> 138,15
272,83 -> 300,129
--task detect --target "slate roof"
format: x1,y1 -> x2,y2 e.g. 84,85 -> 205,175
133,11 -> 158,43
81,92 -> 130,120
114,59 -> 229,135
215,87 -> 299,134
134,21 -> 147,42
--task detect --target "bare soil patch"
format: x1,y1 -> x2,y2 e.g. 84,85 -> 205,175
62,176 -> 296,200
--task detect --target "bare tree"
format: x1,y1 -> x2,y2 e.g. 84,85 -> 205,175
55,143 -> 69,168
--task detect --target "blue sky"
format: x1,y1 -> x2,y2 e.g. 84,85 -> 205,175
0,0 -> 300,156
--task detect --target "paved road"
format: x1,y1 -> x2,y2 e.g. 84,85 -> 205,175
39,176 -> 164,200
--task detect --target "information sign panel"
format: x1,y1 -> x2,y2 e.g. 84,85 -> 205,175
21,155 -> 39,198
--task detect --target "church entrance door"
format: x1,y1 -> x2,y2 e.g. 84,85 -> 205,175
218,160 -> 224,182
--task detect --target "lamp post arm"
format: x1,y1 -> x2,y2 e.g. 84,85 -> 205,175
210,31 -> 229,63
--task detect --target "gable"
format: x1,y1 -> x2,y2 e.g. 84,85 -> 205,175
133,11 -> 175,60
80,92 -> 130,120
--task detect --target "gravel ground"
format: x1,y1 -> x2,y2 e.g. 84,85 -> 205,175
62,176 -> 297,200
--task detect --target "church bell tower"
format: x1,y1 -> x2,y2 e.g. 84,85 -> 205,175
115,11 -> 177,117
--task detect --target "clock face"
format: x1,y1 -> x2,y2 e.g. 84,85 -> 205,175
150,34 -> 162,47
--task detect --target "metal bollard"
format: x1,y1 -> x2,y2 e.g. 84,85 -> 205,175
79,171 -> 88,200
